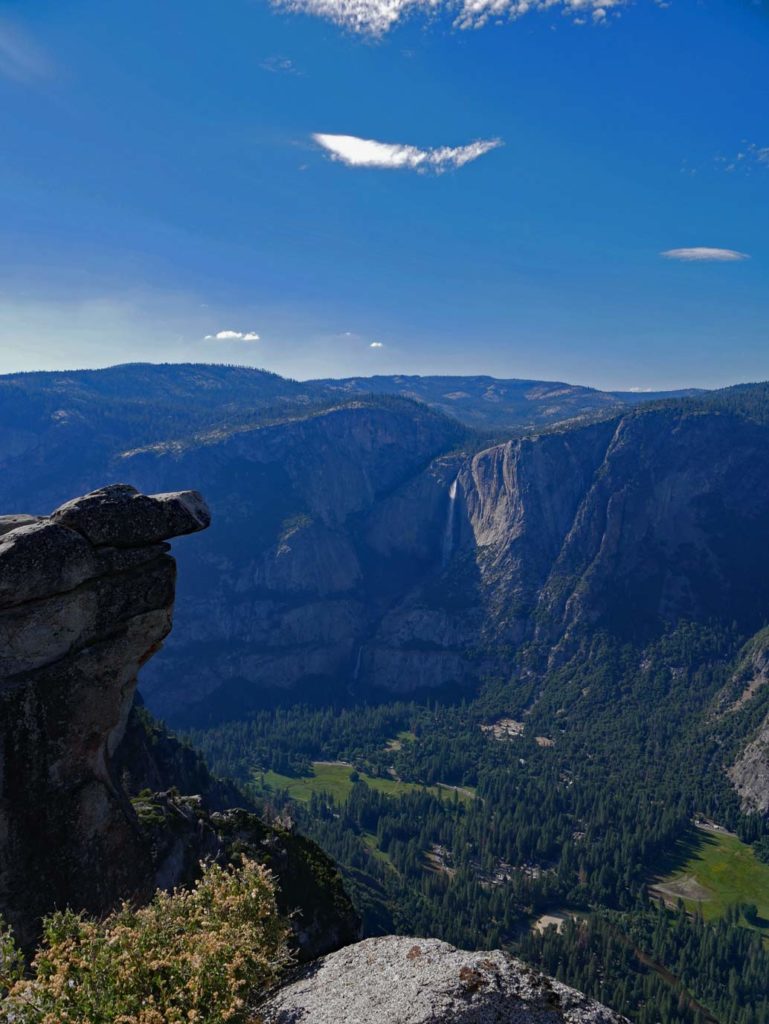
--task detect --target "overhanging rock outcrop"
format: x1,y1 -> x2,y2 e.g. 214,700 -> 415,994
259,936 -> 626,1024
0,485 -> 210,945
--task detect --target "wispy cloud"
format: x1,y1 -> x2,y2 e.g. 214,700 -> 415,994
276,0 -> 624,35
260,55 -> 303,75
0,19 -> 51,84
313,133 -> 501,173
660,247 -> 750,262
204,329 -> 261,341
370,341 -> 384,348
715,142 -> 769,175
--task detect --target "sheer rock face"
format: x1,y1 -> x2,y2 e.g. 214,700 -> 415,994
136,404 -> 769,722
730,717 -> 769,815
0,485 -> 210,945
259,936 -> 627,1024
728,637 -> 769,814
119,404 -> 466,718
7,399 -> 769,724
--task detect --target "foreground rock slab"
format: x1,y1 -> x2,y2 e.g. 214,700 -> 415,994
259,936 -> 626,1024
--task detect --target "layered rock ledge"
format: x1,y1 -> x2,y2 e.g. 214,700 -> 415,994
0,485 -> 210,945
259,936 -> 625,1024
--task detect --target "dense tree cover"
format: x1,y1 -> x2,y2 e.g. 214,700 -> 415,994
190,703 -> 420,780
521,904 -> 769,1024
659,382 -> 769,427
189,621 -> 769,1023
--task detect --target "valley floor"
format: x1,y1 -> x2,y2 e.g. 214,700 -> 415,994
652,824 -> 769,939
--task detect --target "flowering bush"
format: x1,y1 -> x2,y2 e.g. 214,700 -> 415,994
0,858 -> 291,1024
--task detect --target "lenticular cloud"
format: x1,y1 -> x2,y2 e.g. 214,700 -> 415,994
313,133 -> 501,173
276,0 -> 622,35
660,248 -> 750,263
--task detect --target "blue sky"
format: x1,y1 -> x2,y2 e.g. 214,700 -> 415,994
0,0 -> 767,389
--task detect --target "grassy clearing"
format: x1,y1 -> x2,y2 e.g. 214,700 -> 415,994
361,831 -> 395,868
385,730 -> 417,752
253,761 -> 474,806
256,762 -> 354,803
653,826 -> 769,935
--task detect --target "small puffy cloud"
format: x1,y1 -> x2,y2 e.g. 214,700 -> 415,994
204,329 -> 261,341
275,0 -> 626,35
660,247 -> 750,263
313,133 -> 501,173
370,341 -> 384,348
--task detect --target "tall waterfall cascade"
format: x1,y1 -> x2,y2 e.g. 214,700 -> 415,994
441,478 -> 459,567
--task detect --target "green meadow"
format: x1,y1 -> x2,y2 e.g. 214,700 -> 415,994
252,760 -> 474,806
654,826 -> 769,936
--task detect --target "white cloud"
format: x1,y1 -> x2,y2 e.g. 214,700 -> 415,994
204,329 -> 261,341
660,248 -> 750,263
716,142 -> 769,175
313,133 -> 501,173
0,19 -> 51,83
370,341 -> 384,348
275,0 -> 625,35
260,55 -> 302,75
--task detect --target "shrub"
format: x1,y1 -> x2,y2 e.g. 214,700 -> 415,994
0,918 -> 26,997
1,858 -> 291,1024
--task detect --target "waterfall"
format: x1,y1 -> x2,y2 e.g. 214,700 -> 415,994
346,645 -> 364,697
441,478 -> 458,567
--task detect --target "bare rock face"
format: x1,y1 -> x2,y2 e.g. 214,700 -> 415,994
0,484 -> 210,945
119,402 -> 465,718
536,409 -> 769,647
7,397 -> 769,726
259,936 -> 626,1024
730,718 -> 769,815
728,632 -> 769,814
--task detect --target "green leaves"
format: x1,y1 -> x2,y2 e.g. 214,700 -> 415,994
0,859 -> 291,1024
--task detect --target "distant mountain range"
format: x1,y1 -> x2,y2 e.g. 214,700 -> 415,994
310,374 -> 704,431
0,362 -> 763,725
0,363 -> 703,450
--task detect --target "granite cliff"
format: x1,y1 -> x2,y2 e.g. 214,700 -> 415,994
726,629 -> 769,815
0,485 -> 358,956
0,484 -> 210,944
123,400 -> 769,724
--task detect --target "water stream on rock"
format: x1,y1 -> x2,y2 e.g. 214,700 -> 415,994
441,478 -> 458,567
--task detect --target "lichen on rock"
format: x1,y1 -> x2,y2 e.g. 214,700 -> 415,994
258,936 -> 626,1024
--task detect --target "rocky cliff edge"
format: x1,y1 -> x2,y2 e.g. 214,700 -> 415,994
259,936 -> 626,1024
0,485 -> 358,959
0,484 -> 209,944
